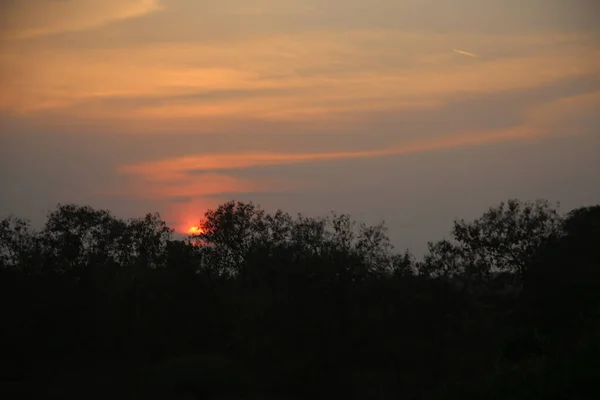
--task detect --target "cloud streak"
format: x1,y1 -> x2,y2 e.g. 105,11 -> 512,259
0,0 -> 162,39
117,124 -> 536,199
117,79 -> 600,205
1,30 -> 597,133
453,48 -> 479,58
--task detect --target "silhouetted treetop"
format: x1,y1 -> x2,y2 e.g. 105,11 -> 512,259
1,198 -> 599,400
189,200 -> 404,280
421,199 -> 562,282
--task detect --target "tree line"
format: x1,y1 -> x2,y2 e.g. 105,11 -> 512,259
1,199 -> 599,399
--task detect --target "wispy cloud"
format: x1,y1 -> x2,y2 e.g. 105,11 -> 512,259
117,124 -> 536,198
1,31 -> 597,131
116,81 -> 600,206
0,0 -> 162,39
453,48 -> 479,58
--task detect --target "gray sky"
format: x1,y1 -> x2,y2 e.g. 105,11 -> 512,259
1,0 -> 599,254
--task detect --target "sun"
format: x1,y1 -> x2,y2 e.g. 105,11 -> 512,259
188,225 -> 204,234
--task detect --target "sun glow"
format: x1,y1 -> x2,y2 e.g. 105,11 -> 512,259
188,225 -> 204,234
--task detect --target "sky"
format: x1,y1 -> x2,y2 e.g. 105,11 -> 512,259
1,0 -> 599,254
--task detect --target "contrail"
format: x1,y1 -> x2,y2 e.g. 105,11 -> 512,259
453,48 -> 478,58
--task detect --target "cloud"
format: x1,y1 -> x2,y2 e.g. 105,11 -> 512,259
120,150 -> 394,182
1,1 -> 597,131
115,74 -> 600,206
44,0 -> 598,46
116,124 -> 536,199
0,0 -> 162,39
453,48 -> 478,58
1,28 -> 597,132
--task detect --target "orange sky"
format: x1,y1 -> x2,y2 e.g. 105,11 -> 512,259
1,1 -> 599,248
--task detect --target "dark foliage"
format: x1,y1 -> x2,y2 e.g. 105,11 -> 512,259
0,199 -> 598,399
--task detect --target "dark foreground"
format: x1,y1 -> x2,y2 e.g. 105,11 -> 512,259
1,200 -> 599,399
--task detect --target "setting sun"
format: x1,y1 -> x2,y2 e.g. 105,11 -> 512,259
188,225 -> 204,234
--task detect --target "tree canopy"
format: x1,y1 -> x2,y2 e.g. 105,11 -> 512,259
1,198 -> 598,399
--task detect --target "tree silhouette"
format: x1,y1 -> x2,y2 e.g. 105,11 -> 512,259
422,199 -> 562,283
523,205 -> 600,338
0,199 -> 598,399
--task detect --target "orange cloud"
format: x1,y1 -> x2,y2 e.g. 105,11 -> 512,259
0,0 -> 162,39
112,81 -> 594,209
122,125 -> 536,175
1,27 -> 597,127
117,124 -> 536,200
119,150 -> 397,181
